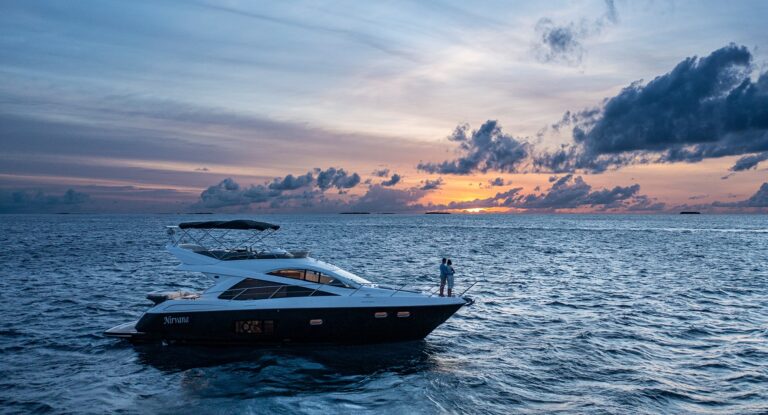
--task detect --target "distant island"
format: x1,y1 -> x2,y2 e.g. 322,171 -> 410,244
425,211 -> 450,215
679,211 -> 701,214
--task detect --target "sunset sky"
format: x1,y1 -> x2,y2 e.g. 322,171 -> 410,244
1,0 -> 767,213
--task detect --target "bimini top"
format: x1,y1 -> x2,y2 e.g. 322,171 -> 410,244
178,220 -> 280,231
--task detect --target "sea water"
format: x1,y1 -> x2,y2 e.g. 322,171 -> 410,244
0,214 -> 766,414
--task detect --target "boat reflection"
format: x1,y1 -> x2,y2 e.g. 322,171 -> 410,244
134,340 -> 442,378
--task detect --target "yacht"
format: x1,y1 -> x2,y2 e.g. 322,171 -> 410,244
105,220 -> 474,345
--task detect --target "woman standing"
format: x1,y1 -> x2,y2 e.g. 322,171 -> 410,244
446,259 -> 455,297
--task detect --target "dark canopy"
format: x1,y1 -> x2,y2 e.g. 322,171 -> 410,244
178,220 -> 280,231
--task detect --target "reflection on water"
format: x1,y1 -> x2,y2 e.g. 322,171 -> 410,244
135,341 -> 439,377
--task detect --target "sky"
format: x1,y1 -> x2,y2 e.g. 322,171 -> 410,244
1,0 -> 767,213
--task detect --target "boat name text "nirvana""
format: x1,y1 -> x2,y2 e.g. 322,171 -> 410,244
164,316 -> 190,325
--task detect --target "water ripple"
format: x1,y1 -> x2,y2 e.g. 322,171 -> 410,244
0,214 -> 767,414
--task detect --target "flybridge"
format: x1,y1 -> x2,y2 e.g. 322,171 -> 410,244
166,219 -> 308,261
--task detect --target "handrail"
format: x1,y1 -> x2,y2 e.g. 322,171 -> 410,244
199,276 -> 478,301
459,281 -> 478,297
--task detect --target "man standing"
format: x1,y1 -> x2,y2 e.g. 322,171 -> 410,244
439,258 -> 448,297
446,259 -> 455,297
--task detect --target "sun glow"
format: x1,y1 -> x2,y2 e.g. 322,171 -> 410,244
464,208 -> 486,213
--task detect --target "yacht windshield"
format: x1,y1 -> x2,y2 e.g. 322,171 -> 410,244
327,267 -> 371,286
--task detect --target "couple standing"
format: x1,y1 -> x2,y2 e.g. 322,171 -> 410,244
439,258 -> 455,297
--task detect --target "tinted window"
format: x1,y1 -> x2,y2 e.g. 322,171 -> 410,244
218,278 -> 278,300
268,269 -> 348,287
219,278 -> 338,300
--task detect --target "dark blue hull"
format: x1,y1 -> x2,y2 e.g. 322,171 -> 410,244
119,303 -> 464,345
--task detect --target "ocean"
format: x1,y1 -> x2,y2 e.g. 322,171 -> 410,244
0,214 -> 766,414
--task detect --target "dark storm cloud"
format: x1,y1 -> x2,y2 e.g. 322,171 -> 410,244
380,173 -> 401,187
417,121 -> 530,175
534,0 -> 618,65
713,182 -> 768,208
730,152 -> 768,171
0,188 -> 90,213
535,44 -> 768,173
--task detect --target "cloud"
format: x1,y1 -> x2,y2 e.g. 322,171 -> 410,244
194,167 -> 209,172
316,167 -> 361,190
371,168 -> 390,177
268,172 -> 314,190
420,178 -> 444,190
488,177 -> 508,187
713,182 -> 768,208
197,167 -> 362,209
380,173 -> 401,187
534,19 -> 586,65
194,168 -> 661,213
0,188 -> 90,213
350,185 -> 426,212
533,0 -> 618,65
535,44 -> 768,172
417,121 -> 530,175
199,178 -> 278,209
435,175 -> 660,212
513,174 -> 643,210
730,152 -> 768,171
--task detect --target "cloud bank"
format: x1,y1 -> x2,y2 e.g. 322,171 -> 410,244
194,168 -> 660,213
536,44 -> 768,173
421,44 -> 768,176
198,167 -> 361,210
712,182 -> 768,208
0,189 -> 90,213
